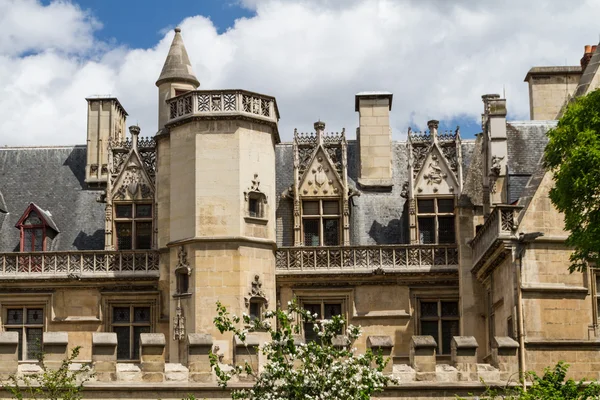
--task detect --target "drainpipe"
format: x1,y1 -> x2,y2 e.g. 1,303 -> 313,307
516,232 -> 543,389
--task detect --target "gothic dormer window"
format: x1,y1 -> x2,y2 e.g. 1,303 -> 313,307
15,204 -> 59,252
289,121 -> 350,246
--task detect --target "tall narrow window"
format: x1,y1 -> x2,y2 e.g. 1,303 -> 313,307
4,307 -> 44,360
111,305 -> 151,360
417,198 -> 455,244
418,299 -> 459,355
302,200 -> 340,246
114,203 -> 153,250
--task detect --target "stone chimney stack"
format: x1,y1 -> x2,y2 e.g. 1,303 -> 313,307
581,45 -> 596,71
85,97 -> 127,186
481,94 -> 508,209
355,92 -> 393,190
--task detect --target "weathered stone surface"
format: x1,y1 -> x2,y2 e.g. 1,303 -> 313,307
43,332 -> 68,345
411,336 -> 437,349
452,336 -> 478,349
367,335 -> 393,349
140,333 -> 166,346
493,336 -> 519,349
116,363 -> 142,382
188,333 -> 213,347
92,332 -> 118,346
436,364 -> 459,382
165,363 -> 189,382
0,331 -> 18,344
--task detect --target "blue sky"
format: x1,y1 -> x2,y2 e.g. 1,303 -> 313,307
1,0 -> 598,145
68,0 -> 255,48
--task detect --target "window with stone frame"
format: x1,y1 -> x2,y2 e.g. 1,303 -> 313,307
595,273 -> 600,323
248,298 -> 266,322
247,192 -> 266,219
302,200 -> 341,246
416,198 -> 455,244
114,203 -> 153,250
301,300 -> 344,343
3,307 -> 44,361
418,299 -> 459,355
111,305 -> 151,360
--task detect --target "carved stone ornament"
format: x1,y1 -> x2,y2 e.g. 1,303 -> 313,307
490,155 -> 505,176
400,181 -> 409,199
244,275 -> 268,309
173,298 -> 185,341
423,155 -> 447,185
302,155 -> 340,196
175,246 -> 191,275
244,174 -> 267,203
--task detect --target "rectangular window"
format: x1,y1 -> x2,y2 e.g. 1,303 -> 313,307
301,200 -> 341,246
418,300 -> 459,355
4,307 -> 44,361
301,301 -> 343,343
114,203 -> 153,250
417,198 -> 455,244
111,306 -> 151,360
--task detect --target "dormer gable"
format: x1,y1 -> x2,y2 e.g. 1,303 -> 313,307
15,203 -> 59,252
298,146 -> 344,198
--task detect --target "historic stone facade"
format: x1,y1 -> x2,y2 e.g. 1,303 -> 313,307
1,30 -> 600,399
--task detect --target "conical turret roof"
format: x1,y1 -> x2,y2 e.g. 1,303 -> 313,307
156,27 -> 200,88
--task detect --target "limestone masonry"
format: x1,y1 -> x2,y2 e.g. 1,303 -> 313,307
1,30 -> 600,399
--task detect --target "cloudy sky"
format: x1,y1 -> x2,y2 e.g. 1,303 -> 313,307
0,0 -> 598,146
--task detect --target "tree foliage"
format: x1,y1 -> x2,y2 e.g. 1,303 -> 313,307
3,346 -> 93,400
462,362 -> 600,399
210,301 -> 394,400
544,89 -> 600,271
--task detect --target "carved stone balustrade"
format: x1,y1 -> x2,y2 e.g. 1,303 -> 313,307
275,245 -> 458,274
165,90 -> 279,127
470,205 -> 521,278
0,250 -> 159,279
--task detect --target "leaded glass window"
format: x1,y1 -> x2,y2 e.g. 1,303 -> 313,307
301,200 -> 341,246
418,300 -> 459,355
114,203 -> 153,250
4,307 -> 44,360
112,305 -> 151,360
301,301 -> 344,343
417,198 -> 455,244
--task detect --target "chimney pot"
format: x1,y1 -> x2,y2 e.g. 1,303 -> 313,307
592,45 -> 598,53
585,45 -> 592,54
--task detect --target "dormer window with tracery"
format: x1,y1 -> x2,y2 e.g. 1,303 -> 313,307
284,121 -> 354,246
15,204 -> 59,252
405,120 -> 462,245
104,125 -> 157,250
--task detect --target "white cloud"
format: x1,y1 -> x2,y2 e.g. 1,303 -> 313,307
0,0 -> 599,146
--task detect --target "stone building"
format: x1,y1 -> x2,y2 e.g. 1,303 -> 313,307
0,29 -> 599,398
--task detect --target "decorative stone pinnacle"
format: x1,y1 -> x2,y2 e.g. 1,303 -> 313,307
129,125 -> 141,136
174,27 -> 181,33
427,120 -> 439,130
314,120 -> 326,132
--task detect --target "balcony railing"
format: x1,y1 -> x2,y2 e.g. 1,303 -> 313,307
166,90 -> 279,125
0,251 -> 160,279
275,245 -> 458,273
470,205 -> 521,269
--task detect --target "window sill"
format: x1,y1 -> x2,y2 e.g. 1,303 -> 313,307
352,310 -> 410,319
244,216 -> 268,225
173,293 -> 192,299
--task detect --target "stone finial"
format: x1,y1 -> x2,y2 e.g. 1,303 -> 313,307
174,27 -> 181,33
427,120 -> 439,140
129,125 -> 140,148
314,120 -> 326,132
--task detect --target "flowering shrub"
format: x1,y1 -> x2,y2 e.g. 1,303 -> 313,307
211,300 -> 395,400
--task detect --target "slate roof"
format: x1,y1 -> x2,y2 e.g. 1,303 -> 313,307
275,138 -> 476,246
506,121 -> 557,204
0,146 -> 105,252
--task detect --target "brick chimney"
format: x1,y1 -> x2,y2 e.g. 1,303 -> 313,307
581,45 -> 596,71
